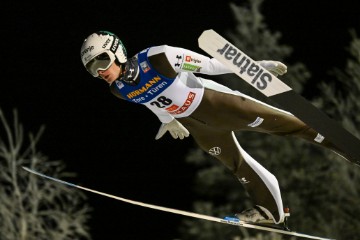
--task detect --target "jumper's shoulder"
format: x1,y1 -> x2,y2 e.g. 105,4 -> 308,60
147,45 -> 170,56
147,46 -> 177,78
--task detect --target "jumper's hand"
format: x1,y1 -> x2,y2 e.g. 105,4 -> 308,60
155,119 -> 190,140
258,60 -> 287,77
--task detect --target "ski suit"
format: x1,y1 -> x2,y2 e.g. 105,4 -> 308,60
109,45 -> 342,223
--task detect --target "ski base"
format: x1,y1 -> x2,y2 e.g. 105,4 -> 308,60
23,166 -> 335,240
198,29 -> 360,167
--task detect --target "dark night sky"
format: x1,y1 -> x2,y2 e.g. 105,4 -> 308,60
2,0 -> 360,239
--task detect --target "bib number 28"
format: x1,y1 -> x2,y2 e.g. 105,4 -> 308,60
150,96 -> 172,108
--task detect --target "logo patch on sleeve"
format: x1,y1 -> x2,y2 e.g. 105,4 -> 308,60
140,61 -> 151,73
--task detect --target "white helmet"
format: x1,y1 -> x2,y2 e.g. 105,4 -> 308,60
80,31 -> 127,77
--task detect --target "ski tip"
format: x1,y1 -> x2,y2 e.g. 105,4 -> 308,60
199,29 -> 215,38
21,166 -> 78,188
198,29 -> 216,45
201,29 -> 214,34
22,166 -> 45,178
22,166 -> 33,173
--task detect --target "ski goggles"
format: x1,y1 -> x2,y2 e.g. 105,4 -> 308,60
85,52 -> 115,77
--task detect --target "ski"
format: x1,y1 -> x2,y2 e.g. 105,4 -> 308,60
198,29 -> 360,167
23,166 -> 334,240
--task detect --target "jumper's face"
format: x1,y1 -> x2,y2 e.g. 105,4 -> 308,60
85,52 -> 115,77
97,62 -> 121,84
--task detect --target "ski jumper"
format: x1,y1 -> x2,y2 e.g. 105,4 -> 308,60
110,45 -> 345,223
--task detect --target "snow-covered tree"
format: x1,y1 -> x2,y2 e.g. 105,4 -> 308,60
0,108 -> 92,240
